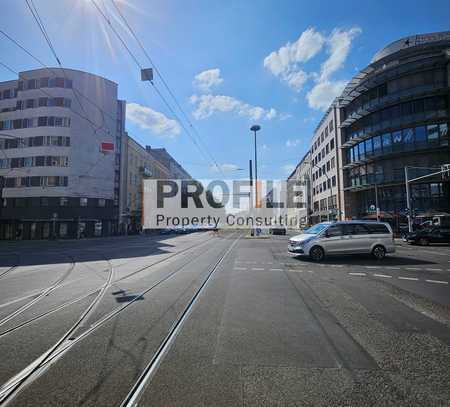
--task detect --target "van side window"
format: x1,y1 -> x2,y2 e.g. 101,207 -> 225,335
326,225 -> 343,237
367,224 -> 389,234
347,224 -> 370,235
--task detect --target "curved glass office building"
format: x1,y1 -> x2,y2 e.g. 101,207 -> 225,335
339,31 -> 450,220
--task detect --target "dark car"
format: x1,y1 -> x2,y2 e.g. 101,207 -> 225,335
405,226 -> 450,245
270,227 -> 287,235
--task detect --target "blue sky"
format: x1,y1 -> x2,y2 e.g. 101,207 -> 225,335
1,0 -> 449,179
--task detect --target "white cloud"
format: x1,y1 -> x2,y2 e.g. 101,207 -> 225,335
263,27 -> 325,91
264,26 -> 361,110
283,164 -> 296,175
193,68 -> 223,93
306,80 -> 347,111
126,102 -> 181,137
210,163 -> 241,173
190,94 -> 277,121
286,138 -> 301,148
319,27 -> 361,82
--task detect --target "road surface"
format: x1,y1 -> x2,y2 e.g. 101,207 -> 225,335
0,231 -> 449,406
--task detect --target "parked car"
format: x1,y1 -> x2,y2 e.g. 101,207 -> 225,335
405,226 -> 450,245
288,221 -> 395,261
270,227 -> 287,235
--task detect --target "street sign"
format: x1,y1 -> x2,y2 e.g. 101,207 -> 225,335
100,142 -> 114,153
368,204 -> 376,213
141,68 -> 154,82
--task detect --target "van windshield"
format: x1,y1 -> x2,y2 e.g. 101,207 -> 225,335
303,223 -> 329,235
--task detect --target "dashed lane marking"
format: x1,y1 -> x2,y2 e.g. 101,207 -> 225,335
330,265 -> 343,268
270,268 -> 283,271
398,276 -> 419,281
234,267 -> 247,271
348,272 -> 366,276
425,268 -> 442,271
306,270 -> 314,273
425,279 -> 448,285
290,269 -> 304,273
386,267 -> 400,270
373,274 -> 392,278
365,266 -> 381,269
405,267 -> 422,271
252,267 -> 265,271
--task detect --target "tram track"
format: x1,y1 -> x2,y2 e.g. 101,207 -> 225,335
0,233 -> 235,405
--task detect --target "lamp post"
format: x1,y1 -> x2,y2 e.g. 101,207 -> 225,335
250,125 -> 261,208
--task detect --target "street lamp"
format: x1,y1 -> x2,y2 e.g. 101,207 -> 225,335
250,125 -> 261,208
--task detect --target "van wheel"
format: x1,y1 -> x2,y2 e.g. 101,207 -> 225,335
310,246 -> 325,262
419,237 -> 429,246
372,245 -> 386,260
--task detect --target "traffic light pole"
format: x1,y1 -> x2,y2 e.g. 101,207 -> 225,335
404,167 -> 413,233
404,164 -> 450,233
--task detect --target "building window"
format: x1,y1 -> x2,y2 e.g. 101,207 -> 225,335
427,124 -> 439,143
332,176 -> 336,187
38,116 -> 48,127
98,198 -> 106,207
440,123 -> 448,146
80,198 -> 88,207
60,197 -> 69,206
403,128 -> 414,144
27,79 -> 37,90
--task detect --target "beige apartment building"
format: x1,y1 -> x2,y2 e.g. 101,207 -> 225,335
122,135 -> 191,233
309,102 -> 343,223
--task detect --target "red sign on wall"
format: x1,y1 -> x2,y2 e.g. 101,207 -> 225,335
100,142 -> 114,153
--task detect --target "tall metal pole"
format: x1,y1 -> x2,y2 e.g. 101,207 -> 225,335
405,166 -> 413,233
249,159 -> 254,236
253,130 -> 258,208
375,184 -> 380,222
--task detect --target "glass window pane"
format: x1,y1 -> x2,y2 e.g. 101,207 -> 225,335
392,130 -> 402,144
427,124 -> 439,143
440,123 -> 448,146
415,126 -> 427,142
373,136 -> 382,153
403,128 -> 414,143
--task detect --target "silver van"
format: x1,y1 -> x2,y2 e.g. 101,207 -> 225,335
288,221 -> 395,261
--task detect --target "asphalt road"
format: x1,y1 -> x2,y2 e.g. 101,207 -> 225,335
0,231 -> 449,406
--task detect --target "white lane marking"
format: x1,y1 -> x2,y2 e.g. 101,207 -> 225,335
267,262 -> 273,265
365,266 -> 380,269
291,269 -> 304,273
252,267 -> 264,271
234,267 -> 247,271
425,268 -> 442,271
270,268 -> 283,271
425,279 -> 448,285
373,274 -> 392,278
348,272 -> 366,276
398,276 -> 419,281
405,267 -> 421,271
330,265 -> 343,268
307,270 -> 313,273
386,267 -> 400,270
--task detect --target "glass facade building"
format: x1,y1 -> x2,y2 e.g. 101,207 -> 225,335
339,31 -> 450,220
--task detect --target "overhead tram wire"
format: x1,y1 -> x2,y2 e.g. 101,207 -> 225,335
90,0 -> 226,178
109,0 -> 224,176
90,0 -> 219,174
0,48 -> 112,181
0,29 -> 113,141
25,0 -> 93,122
